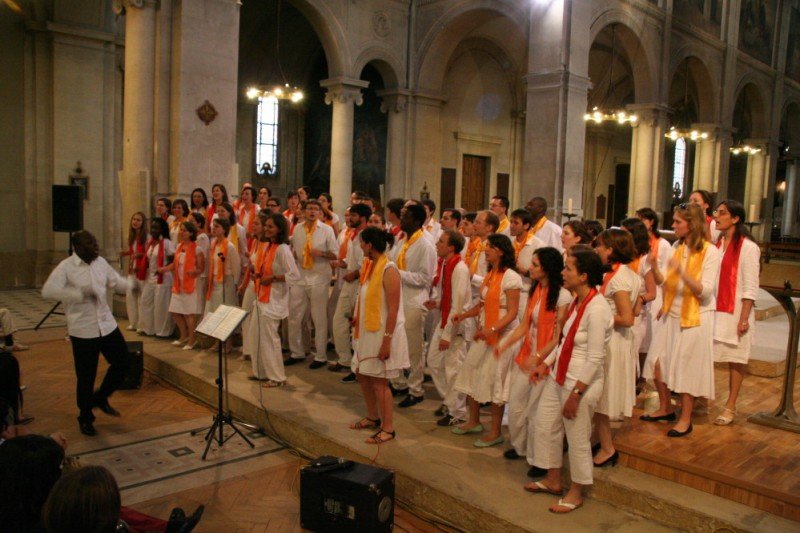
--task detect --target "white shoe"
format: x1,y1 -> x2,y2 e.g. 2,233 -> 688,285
126,325 -> 136,331
171,340 -> 184,346
182,343 -> 196,351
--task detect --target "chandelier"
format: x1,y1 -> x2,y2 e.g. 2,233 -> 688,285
729,144 -> 761,156
583,25 -> 638,126
665,127 -> 708,141
665,60 -> 710,142
246,84 -> 303,103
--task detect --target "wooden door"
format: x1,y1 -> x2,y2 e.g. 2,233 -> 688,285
462,155 -> 488,212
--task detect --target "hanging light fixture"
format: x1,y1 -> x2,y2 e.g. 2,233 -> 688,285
583,25 -> 638,126
245,0 -> 303,103
729,144 -> 761,156
664,60 -> 709,142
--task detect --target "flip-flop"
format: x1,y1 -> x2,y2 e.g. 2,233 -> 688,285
473,435 -> 504,448
523,481 -> 563,495
549,499 -> 583,514
261,380 -> 285,388
451,423 -> 484,435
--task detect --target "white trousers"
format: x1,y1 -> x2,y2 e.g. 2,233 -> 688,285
0,308 -> 17,336
506,364 -> 546,456
125,276 -> 145,329
327,278 -> 341,341
139,280 -> 174,337
332,281 -> 359,366
240,285 -> 257,356
426,327 -> 466,418
532,376 -> 603,486
288,282 -> 330,362
391,306 -> 427,397
246,304 -> 286,382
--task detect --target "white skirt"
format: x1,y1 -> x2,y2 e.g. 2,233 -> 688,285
168,292 -> 201,315
596,327 -> 636,420
649,312 -> 715,399
453,333 -> 519,405
713,329 -> 753,364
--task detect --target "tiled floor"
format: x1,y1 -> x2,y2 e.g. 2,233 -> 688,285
1,289 -> 67,330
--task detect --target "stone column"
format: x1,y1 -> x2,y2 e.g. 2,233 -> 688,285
119,0 -> 156,231
510,110 -> 526,208
627,104 -> 669,214
691,124 -> 719,192
378,89 -> 410,202
582,126 -> 614,220
743,139 -> 769,239
783,158 -> 799,237
321,78 -> 368,215
408,93 -> 444,202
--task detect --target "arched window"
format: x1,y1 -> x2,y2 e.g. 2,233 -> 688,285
673,137 -> 687,197
255,96 -> 279,173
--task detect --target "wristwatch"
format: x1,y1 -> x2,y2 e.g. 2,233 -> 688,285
571,387 -> 583,396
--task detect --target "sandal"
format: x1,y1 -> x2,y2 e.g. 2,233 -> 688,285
714,407 -> 736,426
549,498 -> 583,514
523,480 -> 563,495
350,417 -> 381,430
261,380 -> 285,388
366,429 -> 396,444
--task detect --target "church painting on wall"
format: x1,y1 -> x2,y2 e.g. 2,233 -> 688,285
738,0 -> 777,65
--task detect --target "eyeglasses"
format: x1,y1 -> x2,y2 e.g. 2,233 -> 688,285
678,203 -> 688,209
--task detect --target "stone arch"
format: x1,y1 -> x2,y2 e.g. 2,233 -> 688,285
444,36 -> 522,111
416,0 -> 527,93
732,78 -> 769,138
667,56 -> 716,124
287,0 -> 350,77
668,50 -> 718,123
352,47 -> 403,89
780,99 -> 800,149
590,11 -> 657,103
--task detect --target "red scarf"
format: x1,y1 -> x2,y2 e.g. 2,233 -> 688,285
238,203 -> 257,245
600,263 -> 620,295
434,254 -> 462,328
205,204 -> 218,232
172,242 -> 197,294
390,225 -> 404,241
256,243 -> 280,303
555,288 -> 598,386
147,238 -> 165,284
129,239 -> 148,281
515,284 -> 556,367
716,235 -> 743,313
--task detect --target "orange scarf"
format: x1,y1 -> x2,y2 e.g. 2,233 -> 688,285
239,203 -> 257,245
469,239 -> 487,276
396,229 -> 423,270
338,228 -> 355,260
515,284 -> 557,367
600,263 -> 621,295
256,243 -> 280,303
530,216 -> 547,236
172,242 -> 197,294
169,216 -> 185,234
481,268 -> 506,348
661,242 -> 708,328
498,218 -> 509,234
301,222 -> 317,270
353,254 -> 387,339
206,238 -> 229,300
513,231 -> 530,259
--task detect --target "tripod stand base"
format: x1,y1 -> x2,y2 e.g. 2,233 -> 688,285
192,412 -> 257,460
35,301 -> 65,330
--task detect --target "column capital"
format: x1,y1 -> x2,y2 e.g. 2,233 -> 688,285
113,0 -> 157,14
320,77 -> 369,106
376,89 -> 412,113
524,70 -> 591,94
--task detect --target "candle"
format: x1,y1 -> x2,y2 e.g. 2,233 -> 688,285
567,198 -> 573,214
749,204 -> 756,222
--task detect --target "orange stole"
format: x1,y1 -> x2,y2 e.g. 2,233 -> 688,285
172,242 -> 197,294
256,243 -> 280,303
514,284 -> 556,367
481,268 -> 506,348
206,238 -> 229,301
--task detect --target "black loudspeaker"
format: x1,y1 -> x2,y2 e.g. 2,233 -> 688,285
119,341 -> 143,390
300,456 -> 394,532
52,185 -> 83,232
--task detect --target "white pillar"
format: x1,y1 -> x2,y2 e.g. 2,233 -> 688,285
119,0 -> 156,230
692,124 -> 719,192
743,139 -> 768,240
378,90 -> 410,202
510,110 -> 525,208
627,105 -> 669,214
321,78 -> 368,215
783,159 -> 798,237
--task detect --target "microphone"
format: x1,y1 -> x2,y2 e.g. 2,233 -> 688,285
217,252 -> 226,262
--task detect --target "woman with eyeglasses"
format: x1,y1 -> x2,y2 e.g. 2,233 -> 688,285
712,200 -> 759,425
643,203 -> 720,437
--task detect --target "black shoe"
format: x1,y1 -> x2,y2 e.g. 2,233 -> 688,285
593,450 -> 619,467
640,412 -> 676,422
527,465 -> 547,478
423,374 -> 432,383
398,394 -> 423,408
340,372 -> 357,384
591,443 -> 601,456
327,341 -> 335,351
436,414 -> 464,427
309,360 -> 326,370
94,400 -> 121,417
667,424 -> 693,438
79,420 -> 96,436
503,449 -> 521,460
389,385 -> 409,397
434,404 -> 448,417
180,505 -> 204,533
327,363 -> 348,373
284,357 -> 304,366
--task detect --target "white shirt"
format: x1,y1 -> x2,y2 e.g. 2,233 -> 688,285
42,254 -> 130,339
255,244 -> 301,320
515,233 -> 546,296
389,231 -> 437,309
713,238 -> 760,345
666,241 -> 720,317
290,220 -> 339,286
432,260 -> 471,342
423,219 -> 441,242
532,219 -> 563,252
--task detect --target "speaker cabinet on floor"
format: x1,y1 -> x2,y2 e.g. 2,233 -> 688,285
300,456 -> 394,532
52,185 -> 83,233
119,341 -> 143,390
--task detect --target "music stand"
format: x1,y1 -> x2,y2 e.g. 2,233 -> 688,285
192,305 -> 254,459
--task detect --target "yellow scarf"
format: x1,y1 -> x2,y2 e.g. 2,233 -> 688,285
229,222 -> 240,251
470,239 -> 487,276
396,229 -> 423,270
301,222 -> 317,270
498,218 -> 509,234
513,231 -> 529,259
661,242 -> 708,328
530,216 -> 547,235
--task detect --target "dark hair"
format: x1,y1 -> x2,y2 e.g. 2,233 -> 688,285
212,217 -> 231,236
442,229 -> 466,254
422,198 -> 436,215
360,226 -> 395,253
150,217 -> 170,240
715,199 -> 753,245
181,221 -> 198,242
265,213 -> 290,244
570,248 -> 605,287
286,191 -> 299,200
191,188 -> 209,209
157,197 -> 172,211
491,195 -> 510,211
531,247 -> 565,311
128,212 -> 147,247
442,208 -> 462,225
218,202 -> 236,224
385,198 -> 405,218
583,220 -> 604,239
211,183 -> 229,204
188,211 -> 205,230
318,192 -> 333,206
691,189 -> 714,216
304,199 -> 323,210
486,234 -> 516,271
371,211 -> 386,225
173,199 -> 189,218
241,186 -> 258,203
352,190 -> 370,202
464,212 -> 477,223
404,203 -> 427,227
481,210 -> 500,232
596,228 -> 636,264
298,185 -> 311,195
635,208 -> 660,238
259,186 -> 272,197
42,465 -> 121,533
620,218 -> 651,257
510,208 -> 533,228
267,197 -> 281,208
563,220 -> 593,245
349,203 -> 372,220
0,434 -> 66,532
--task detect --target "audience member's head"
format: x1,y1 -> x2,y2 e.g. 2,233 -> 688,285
42,465 -> 121,533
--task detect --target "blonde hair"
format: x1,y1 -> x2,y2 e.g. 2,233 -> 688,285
673,203 -> 707,251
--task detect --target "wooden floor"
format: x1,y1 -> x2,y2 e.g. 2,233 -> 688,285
616,367 -> 800,521
15,328 -> 440,532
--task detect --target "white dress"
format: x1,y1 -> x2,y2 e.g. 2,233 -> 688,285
168,244 -> 202,315
205,240 -> 240,314
352,260 -> 410,379
647,242 -> 720,399
596,265 -> 640,420
630,255 -> 650,357
454,269 -> 523,404
713,238 -> 760,364
642,237 -> 674,377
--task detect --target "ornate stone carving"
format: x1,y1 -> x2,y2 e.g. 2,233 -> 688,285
113,0 -> 152,15
324,87 -> 364,106
372,11 -> 391,38
379,94 -> 408,114
196,100 -> 218,126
